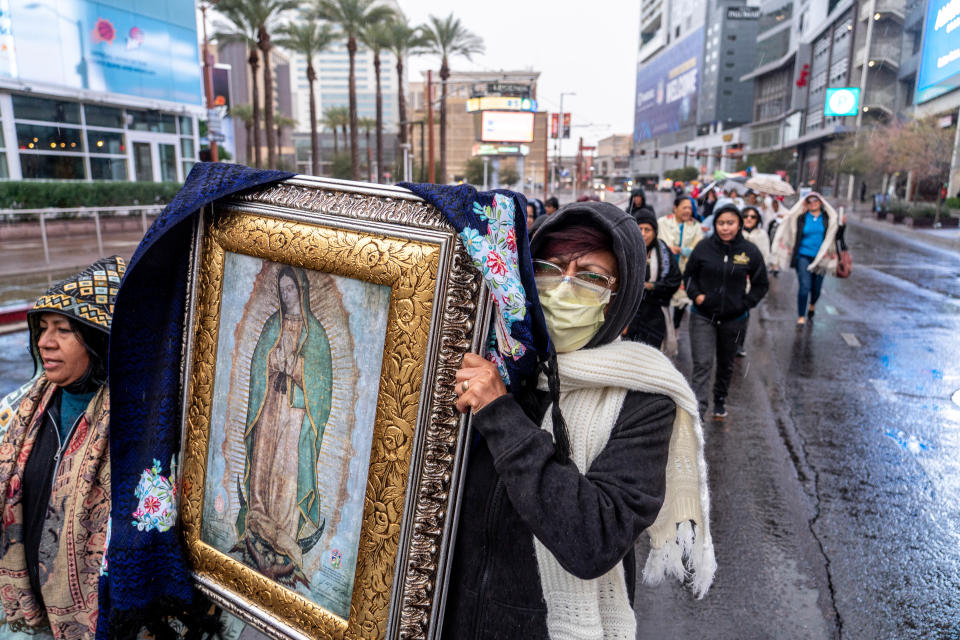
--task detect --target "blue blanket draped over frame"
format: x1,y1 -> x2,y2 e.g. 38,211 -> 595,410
100,166 -> 549,637
99,163 -> 294,638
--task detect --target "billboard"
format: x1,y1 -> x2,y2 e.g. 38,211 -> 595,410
479,110 -> 535,143
633,27 -> 704,142
466,96 -> 537,112
0,0 -> 203,105
916,0 -> 960,103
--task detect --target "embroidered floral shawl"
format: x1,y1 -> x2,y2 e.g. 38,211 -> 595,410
0,375 -> 110,640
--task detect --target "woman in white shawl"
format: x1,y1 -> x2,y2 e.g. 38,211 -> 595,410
770,192 -> 844,325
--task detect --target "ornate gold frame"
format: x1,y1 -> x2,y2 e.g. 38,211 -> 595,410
178,178 -> 486,640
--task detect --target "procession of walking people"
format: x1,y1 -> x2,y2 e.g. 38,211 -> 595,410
529,179 -> 849,422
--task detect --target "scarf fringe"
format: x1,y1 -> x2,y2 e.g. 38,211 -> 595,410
108,596 -> 224,640
642,521 -> 716,600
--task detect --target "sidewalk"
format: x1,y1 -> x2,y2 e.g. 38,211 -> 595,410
835,199 -> 960,252
0,229 -> 144,278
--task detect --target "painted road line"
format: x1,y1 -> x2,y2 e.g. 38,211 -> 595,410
825,305 -> 837,315
870,378 -> 898,403
840,332 -> 861,347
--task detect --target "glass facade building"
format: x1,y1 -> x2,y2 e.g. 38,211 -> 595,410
0,0 -> 203,181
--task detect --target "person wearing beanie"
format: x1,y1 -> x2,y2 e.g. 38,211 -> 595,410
0,256 -> 125,639
684,199 -> 769,420
445,201 -> 716,639
625,207 -> 682,349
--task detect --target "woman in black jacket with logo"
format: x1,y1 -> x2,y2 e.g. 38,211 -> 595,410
684,198 -> 769,420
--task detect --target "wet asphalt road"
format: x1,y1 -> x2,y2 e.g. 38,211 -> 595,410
631,195 -> 960,639
1,196 -> 959,639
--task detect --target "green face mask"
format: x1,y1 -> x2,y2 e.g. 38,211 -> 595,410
538,280 -> 608,353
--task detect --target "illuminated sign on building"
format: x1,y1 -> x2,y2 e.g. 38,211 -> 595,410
917,0 -> 960,103
466,96 -> 537,112
472,143 -> 530,156
824,88 -> 860,116
479,111 -> 535,143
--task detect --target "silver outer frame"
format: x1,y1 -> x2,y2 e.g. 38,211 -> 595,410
177,175 -> 493,640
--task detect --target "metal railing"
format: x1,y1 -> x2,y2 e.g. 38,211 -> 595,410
0,204 -> 164,265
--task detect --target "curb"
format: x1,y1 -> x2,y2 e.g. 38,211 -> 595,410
848,214 -> 960,253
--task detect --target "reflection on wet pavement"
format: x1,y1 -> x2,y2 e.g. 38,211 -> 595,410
634,214 -> 960,638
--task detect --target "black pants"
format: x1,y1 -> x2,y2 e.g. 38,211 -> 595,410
689,312 -> 747,415
736,312 -> 750,348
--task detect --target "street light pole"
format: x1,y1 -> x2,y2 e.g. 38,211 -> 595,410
557,92 -> 575,193
849,1 -> 876,201
201,2 -> 219,162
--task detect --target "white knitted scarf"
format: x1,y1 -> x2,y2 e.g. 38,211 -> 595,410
535,340 -> 716,639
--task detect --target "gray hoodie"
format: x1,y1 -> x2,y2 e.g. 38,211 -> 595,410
530,201 -> 646,349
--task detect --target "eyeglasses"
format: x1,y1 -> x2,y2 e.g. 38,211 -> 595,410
744,214 -> 759,219
533,259 -> 616,303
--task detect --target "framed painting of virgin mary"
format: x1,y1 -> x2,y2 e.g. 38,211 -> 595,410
178,177 -> 491,640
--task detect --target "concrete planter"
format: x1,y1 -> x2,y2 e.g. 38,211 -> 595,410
885,213 -> 905,224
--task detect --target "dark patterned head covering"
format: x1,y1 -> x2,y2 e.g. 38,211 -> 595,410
27,255 -> 126,384
29,255 -> 125,332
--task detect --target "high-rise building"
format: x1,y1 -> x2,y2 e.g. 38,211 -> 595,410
631,0 -> 758,182
285,0 -> 402,177
287,41 -> 399,177
215,41 -> 295,168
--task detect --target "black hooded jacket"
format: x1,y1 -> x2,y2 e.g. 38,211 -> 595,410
684,211 -> 769,322
625,187 -> 653,217
625,210 -> 681,346
442,202 -> 675,640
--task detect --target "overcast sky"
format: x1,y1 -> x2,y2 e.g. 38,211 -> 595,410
397,1 -> 641,148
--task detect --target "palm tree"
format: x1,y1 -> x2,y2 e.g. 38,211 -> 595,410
229,103 -> 256,165
274,114 -> 297,169
359,116 -> 375,181
316,0 -> 396,180
213,3 -> 262,167
360,22 -> 391,183
277,20 -> 335,175
334,106 -> 350,156
420,14 -> 484,184
322,106 -> 342,155
386,18 -> 427,152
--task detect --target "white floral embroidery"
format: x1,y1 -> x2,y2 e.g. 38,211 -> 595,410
132,456 -> 178,533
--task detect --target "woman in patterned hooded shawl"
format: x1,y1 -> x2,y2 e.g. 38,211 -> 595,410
0,256 -> 124,640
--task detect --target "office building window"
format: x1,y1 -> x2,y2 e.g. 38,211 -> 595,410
128,110 -> 177,133
12,92 -> 195,181
90,157 -> 128,180
13,95 -> 81,124
87,130 -> 125,155
85,105 -> 124,129
20,154 -> 85,180
0,125 -> 7,179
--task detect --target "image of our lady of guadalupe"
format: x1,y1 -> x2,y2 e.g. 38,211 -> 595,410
234,265 -> 332,587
